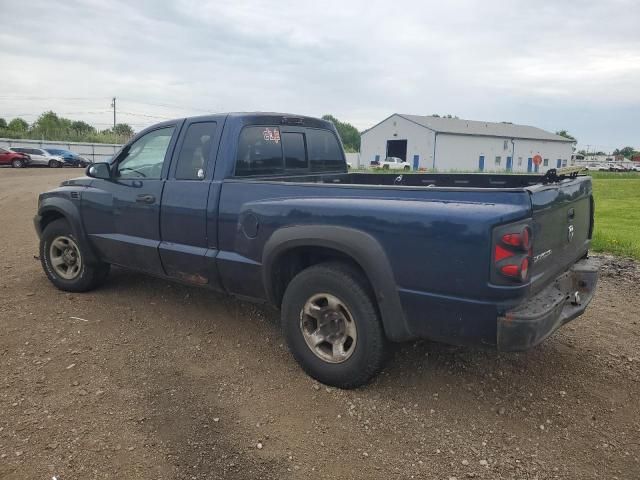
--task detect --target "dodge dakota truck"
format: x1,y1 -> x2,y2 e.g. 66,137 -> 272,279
34,113 -> 598,388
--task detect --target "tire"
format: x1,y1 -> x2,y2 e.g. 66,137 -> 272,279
382,164 -> 389,170
40,219 -> 110,292
11,158 -> 24,168
281,262 -> 388,389
403,165 -> 410,171
48,160 -> 61,168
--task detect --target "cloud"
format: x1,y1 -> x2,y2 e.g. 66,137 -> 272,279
0,0 -> 638,148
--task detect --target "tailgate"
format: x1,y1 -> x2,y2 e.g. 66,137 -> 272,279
527,175 -> 594,293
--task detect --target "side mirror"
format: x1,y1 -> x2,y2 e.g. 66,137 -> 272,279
86,162 -> 111,179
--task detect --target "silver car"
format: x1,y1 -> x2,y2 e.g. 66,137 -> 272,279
9,147 -> 65,167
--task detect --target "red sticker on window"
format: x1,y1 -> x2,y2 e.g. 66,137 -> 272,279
263,127 -> 280,144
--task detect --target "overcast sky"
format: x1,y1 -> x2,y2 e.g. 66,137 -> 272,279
1,0 -> 638,150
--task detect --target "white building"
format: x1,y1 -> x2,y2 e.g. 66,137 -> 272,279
360,114 -> 575,173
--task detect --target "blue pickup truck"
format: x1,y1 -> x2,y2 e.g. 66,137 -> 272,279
35,113 -> 598,388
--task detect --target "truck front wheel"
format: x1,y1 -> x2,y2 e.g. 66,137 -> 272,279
281,262 -> 387,388
40,219 -> 110,292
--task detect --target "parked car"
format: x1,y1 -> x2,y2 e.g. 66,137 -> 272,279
370,159 -> 380,167
630,163 -> 640,172
9,147 -> 65,167
0,147 -> 30,168
44,149 -> 90,168
34,113 -> 599,388
380,156 -> 411,170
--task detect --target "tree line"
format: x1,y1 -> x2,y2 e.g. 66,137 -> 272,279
0,111 -> 135,144
0,111 -> 361,150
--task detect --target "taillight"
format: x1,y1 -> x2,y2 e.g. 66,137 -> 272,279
493,223 -> 533,283
501,257 -> 529,281
501,226 -> 531,251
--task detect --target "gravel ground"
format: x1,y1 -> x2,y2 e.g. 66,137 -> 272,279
0,168 -> 639,480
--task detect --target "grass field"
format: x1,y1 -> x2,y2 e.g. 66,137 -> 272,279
589,171 -> 640,259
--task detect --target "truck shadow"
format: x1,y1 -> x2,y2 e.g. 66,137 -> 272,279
99,267 -> 592,395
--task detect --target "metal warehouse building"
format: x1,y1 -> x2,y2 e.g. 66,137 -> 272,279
360,114 -> 575,172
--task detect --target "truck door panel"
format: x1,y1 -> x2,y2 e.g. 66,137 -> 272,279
82,125 -> 178,275
159,119 -> 223,290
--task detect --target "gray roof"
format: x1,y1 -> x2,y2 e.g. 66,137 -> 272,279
391,114 -> 573,142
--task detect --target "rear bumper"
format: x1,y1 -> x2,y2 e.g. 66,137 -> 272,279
497,257 -> 599,351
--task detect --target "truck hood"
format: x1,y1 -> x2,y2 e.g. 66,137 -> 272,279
61,176 -> 93,187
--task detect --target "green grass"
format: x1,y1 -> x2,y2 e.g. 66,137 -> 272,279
590,172 -> 640,259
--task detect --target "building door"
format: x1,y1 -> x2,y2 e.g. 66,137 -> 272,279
413,155 -> 419,170
556,159 -> 562,168
478,155 -> 485,171
386,139 -> 407,160
506,156 -> 513,171
527,157 -> 533,172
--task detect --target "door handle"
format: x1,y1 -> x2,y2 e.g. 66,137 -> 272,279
136,194 -> 156,204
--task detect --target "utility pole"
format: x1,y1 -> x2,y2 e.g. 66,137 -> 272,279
111,97 -> 116,129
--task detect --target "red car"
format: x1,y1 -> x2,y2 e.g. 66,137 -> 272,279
0,147 -> 29,168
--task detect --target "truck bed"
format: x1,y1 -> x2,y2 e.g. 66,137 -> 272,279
267,171 -> 572,190
218,170 -> 593,345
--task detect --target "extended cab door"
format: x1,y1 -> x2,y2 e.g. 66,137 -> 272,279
159,118 -> 223,289
82,124 -> 179,275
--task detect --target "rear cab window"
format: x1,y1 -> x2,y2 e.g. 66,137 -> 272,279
174,122 -> 217,180
235,125 -> 344,177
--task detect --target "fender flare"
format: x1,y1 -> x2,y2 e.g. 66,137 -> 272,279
36,197 -> 99,264
262,225 -> 412,341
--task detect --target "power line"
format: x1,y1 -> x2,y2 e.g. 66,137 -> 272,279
117,110 -> 174,120
2,110 -> 112,117
118,98 -> 214,113
0,95 -> 104,101
0,95 -> 215,114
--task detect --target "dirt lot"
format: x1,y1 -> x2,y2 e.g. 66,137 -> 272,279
1,168 -> 639,480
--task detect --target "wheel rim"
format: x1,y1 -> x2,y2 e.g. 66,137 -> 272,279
49,235 -> 82,280
299,293 -> 357,364
13,159 -> 22,167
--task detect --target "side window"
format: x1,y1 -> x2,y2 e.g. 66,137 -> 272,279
283,132 -> 307,170
117,127 -> 175,179
235,126 -> 283,176
175,122 -> 216,180
306,129 -> 343,172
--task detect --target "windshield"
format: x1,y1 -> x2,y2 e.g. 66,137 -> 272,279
45,149 -> 70,155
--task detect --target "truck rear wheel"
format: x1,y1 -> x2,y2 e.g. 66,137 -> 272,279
40,219 -> 110,292
281,262 -> 387,389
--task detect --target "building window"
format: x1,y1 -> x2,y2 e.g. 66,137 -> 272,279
517,157 -> 523,166
495,156 -> 501,166
543,158 -> 549,166
562,159 -> 567,167
503,140 -> 508,150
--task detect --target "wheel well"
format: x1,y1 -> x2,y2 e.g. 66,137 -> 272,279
39,210 -> 66,232
270,246 -> 375,308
